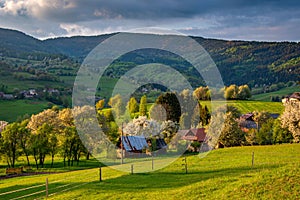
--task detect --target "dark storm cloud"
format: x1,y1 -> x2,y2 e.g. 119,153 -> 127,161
0,0 -> 299,40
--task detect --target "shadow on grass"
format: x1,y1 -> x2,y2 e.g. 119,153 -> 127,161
93,163 -> 283,191
0,162 -> 285,199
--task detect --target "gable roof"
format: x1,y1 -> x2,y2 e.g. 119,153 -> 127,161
121,136 -> 148,152
289,92 -> 300,100
240,113 -> 254,121
181,128 -> 206,142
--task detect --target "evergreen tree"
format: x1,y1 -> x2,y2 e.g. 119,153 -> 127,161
139,95 -> 148,117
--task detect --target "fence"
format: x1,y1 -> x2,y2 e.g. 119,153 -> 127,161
0,169 -> 100,199
0,148 -> 299,199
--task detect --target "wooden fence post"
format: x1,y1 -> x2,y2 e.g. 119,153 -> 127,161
99,166 -> 102,182
131,164 -> 133,175
252,152 -> 254,167
152,156 -> 154,170
182,156 -> 188,174
46,178 -> 48,198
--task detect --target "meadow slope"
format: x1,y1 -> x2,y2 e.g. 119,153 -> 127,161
0,144 -> 299,200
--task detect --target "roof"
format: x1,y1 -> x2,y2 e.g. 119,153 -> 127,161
290,92 -> 300,99
239,120 -> 257,129
240,113 -> 254,121
270,113 -> 280,119
181,128 -> 206,142
121,136 -> 148,152
156,138 -> 167,149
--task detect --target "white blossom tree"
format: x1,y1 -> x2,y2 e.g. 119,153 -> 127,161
0,121 -> 8,133
123,116 -> 162,138
280,102 -> 300,142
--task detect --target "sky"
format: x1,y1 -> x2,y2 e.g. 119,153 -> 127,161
0,0 -> 300,41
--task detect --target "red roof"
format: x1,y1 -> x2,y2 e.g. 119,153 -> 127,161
181,128 -> 206,142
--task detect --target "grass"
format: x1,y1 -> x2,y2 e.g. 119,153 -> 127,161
0,144 -> 299,199
0,99 -> 284,123
201,100 -> 284,114
0,99 -> 50,122
251,86 -> 299,101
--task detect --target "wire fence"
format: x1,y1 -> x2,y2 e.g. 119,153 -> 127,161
0,169 -> 100,200
0,149 -> 299,199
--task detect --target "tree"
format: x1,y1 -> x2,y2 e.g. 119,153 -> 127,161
127,97 -> 139,117
189,103 -> 211,128
156,92 -> 181,122
95,99 -> 105,111
280,102 -> 300,142
237,85 -> 251,99
30,123 -> 52,169
218,112 -> 246,147
139,95 -> 148,117
150,104 -> 167,122
109,94 -> 125,119
179,112 -> 189,129
17,119 -> 31,166
193,86 -> 210,100
1,123 -> 20,167
124,116 -> 162,138
272,119 -> 293,144
0,121 -> 8,133
257,118 -> 274,145
58,108 -> 84,167
161,120 -> 179,143
206,106 -> 244,148
27,109 -> 59,168
224,85 -> 238,100
253,111 -> 271,132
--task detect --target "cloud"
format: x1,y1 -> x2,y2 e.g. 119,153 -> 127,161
0,0 -> 299,41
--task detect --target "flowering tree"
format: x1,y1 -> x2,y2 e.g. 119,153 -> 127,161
280,102 -> 300,142
123,116 -> 162,138
0,121 -> 8,133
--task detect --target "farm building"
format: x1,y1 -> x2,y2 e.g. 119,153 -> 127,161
238,113 -> 257,132
117,136 -> 167,158
181,128 -> 207,142
282,92 -> 300,104
238,112 -> 280,132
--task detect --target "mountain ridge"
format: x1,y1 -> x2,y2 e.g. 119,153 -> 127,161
0,27 -> 299,86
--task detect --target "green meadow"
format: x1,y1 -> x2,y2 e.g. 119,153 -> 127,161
0,99 -> 50,122
0,144 -> 299,199
251,86 -> 299,101
201,100 -> 284,114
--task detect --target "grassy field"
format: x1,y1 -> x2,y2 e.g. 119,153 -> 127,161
201,100 -> 284,114
251,86 -> 299,101
0,99 -> 50,122
0,99 -> 284,123
0,144 -> 299,199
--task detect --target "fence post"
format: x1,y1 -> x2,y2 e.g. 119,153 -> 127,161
184,156 -> 188,174
45,178 -> 48,198
252,152 -> 254,167
131,164 -> 133,175
99,166 -> 102,182
182,156 -> 188,174
151,156 -> 154,170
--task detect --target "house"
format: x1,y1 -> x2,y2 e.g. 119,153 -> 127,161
2,94 -> 14,100
181,128 -> 207,142
238,112 -> 279,132
238,113 -> 257,132
117,136 -> 167,158
282,92 -> 300,104
180,128 -> 207,152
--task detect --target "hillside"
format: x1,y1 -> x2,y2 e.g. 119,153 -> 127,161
0,28 -> 299,87
0,144 -> 299,199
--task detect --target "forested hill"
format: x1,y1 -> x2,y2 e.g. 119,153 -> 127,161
0,27 -> 299,86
